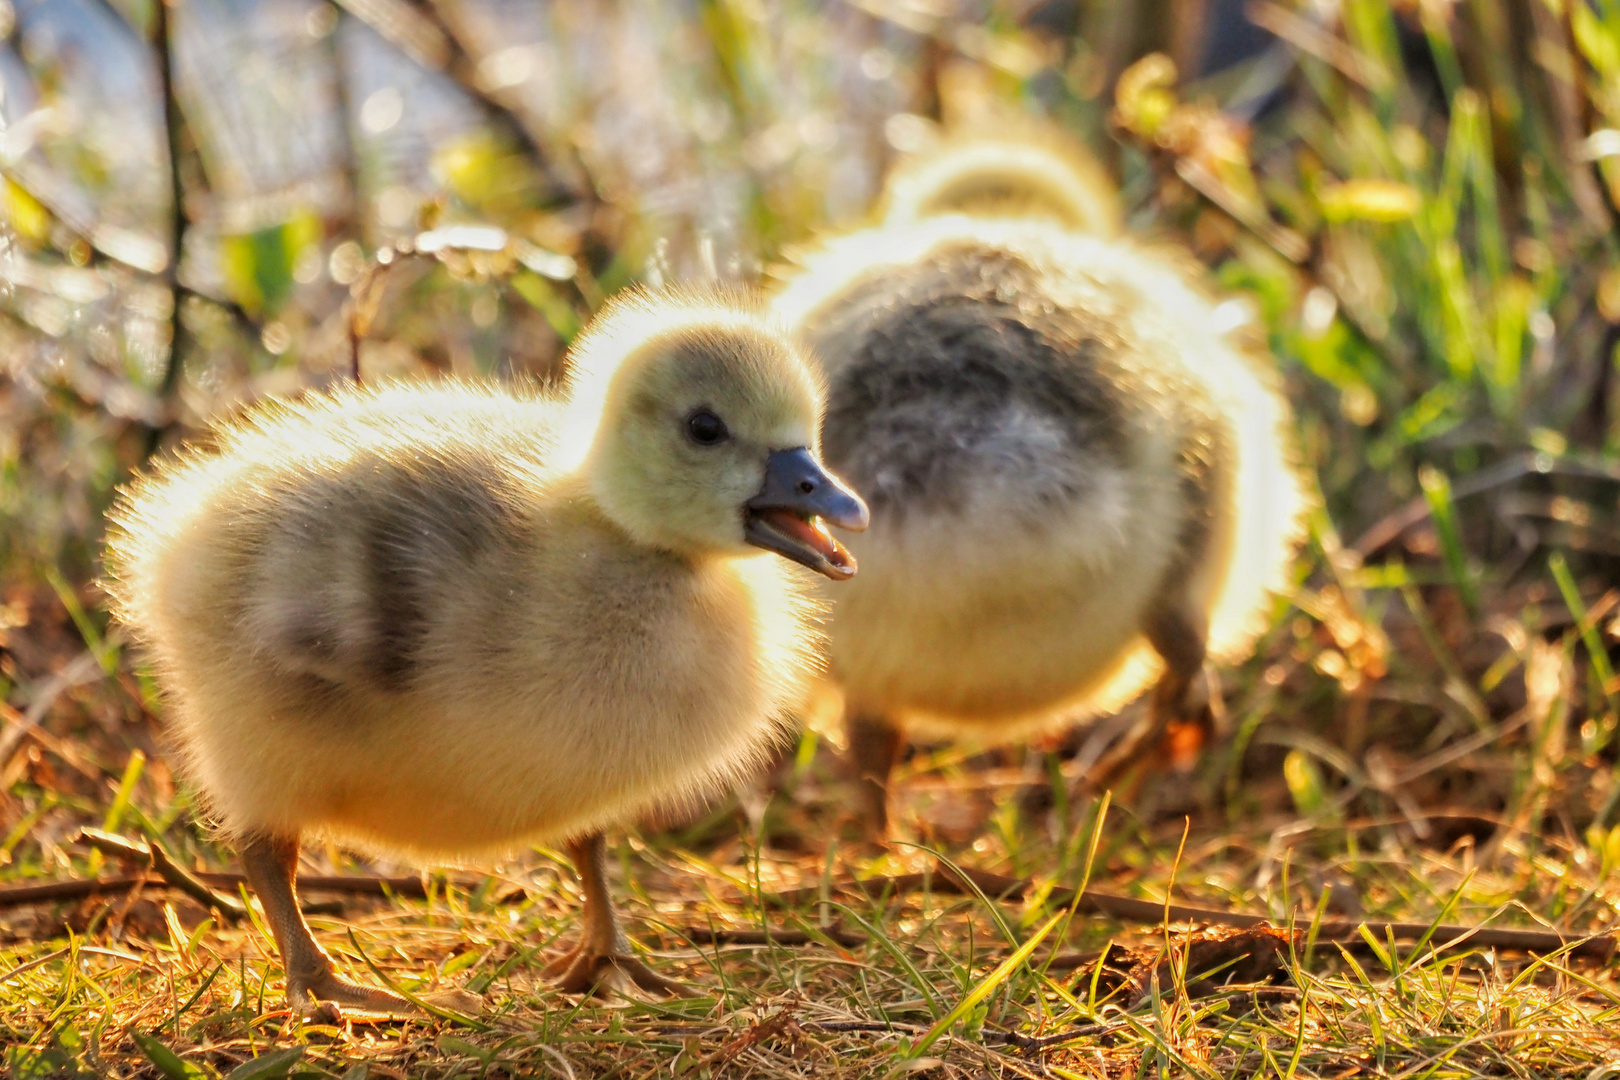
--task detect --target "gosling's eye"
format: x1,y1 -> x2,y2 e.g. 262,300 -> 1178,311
686,409 -> 729,446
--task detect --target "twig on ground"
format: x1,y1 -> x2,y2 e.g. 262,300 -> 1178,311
764,862 -> 1617,959
681,926 -> 868,948
0,876 -> 151,908
0,867 -> 453,913
649,1017 -> 929,1038
0,948 -> 71,986
803,1019 -> 928,1035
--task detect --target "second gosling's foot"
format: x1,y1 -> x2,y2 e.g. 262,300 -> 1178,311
1082,606 -> 1213,793
846,712 -> 904,836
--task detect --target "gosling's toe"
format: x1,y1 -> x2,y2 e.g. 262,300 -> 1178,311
1078,713 -> 1165,794
288,973 -> 484,1022
288,971 -> 425,1022
421,987 -> 487,1015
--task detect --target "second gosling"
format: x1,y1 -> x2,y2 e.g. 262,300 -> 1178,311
102,289 -> 867,1017
773,212 -> 1308,829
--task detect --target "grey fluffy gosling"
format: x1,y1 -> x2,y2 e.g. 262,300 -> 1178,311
772,149 -> 1307,830
103,289 -> 868,1017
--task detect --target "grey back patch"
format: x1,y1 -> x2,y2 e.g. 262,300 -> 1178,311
260,451 -> 528,693
808,246 -> 1132,522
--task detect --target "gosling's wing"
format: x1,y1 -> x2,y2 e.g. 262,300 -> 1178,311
243,446 -> 539,690
108,383 -> 561,692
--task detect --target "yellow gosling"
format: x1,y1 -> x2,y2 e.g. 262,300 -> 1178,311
102,288 -> 867,1016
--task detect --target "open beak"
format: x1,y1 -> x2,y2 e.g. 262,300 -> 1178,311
745,447 -> 869,580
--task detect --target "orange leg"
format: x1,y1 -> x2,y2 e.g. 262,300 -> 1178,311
846,712 -> 905,834
1083,605 -> 1209,791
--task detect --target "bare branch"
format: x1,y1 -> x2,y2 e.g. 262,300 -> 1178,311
330,0 -> 582,200
763,861 -> 1617,960
151,0 -> 188,438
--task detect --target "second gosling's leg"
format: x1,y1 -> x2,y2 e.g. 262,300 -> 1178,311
1083,605 -> 1209,791
542,832 -> 691,998
240,833 -> 421,1019
846,712 -> 905,834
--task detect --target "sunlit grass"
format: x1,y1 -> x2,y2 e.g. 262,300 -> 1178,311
4,778 -> 1620,1077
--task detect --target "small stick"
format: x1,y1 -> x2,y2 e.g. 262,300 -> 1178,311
205,872 -> 441,896
73,828 -> 451,898
765,865 -> 1617,960
0,947 -> 71,986
802,1019 -> 927,1035
0,868 -> 447,913
681,927 -> 868,948
148,840 -> 247,920
0,877 -> 152,908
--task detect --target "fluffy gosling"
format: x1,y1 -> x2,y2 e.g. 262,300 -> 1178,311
103,289 -> 867,1017
773,182 -> 1307,829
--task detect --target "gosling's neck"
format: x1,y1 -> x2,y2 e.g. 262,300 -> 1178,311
547,467 -> 731,581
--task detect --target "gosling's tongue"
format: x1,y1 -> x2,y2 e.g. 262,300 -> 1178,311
756,508 -> 857,579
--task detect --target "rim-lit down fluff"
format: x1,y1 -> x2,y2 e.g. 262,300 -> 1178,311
879,134 -> 1124,235
101,288 -> 861,861
773,216 -> 1310,742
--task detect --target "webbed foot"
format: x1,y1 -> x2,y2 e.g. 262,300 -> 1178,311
289,973 -> 484,1022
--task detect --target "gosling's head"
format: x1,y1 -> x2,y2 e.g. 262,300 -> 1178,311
565,288 -> 868,579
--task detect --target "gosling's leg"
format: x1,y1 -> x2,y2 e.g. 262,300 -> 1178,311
1083,605 -> 1209,791
542,832 -> 692,998
847,712 -> 905,833
240,833 -> 420,1019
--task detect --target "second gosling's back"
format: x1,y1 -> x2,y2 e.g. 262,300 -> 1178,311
105,292 -> 852,860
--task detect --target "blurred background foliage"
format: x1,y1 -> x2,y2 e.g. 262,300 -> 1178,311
5,0 -> 1620,867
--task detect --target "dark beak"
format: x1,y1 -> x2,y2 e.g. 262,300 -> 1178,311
745,447 -> 869,580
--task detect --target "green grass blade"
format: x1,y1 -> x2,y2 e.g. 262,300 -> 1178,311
1550,551 -> 1619,718
903,908 -> 1067,1059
